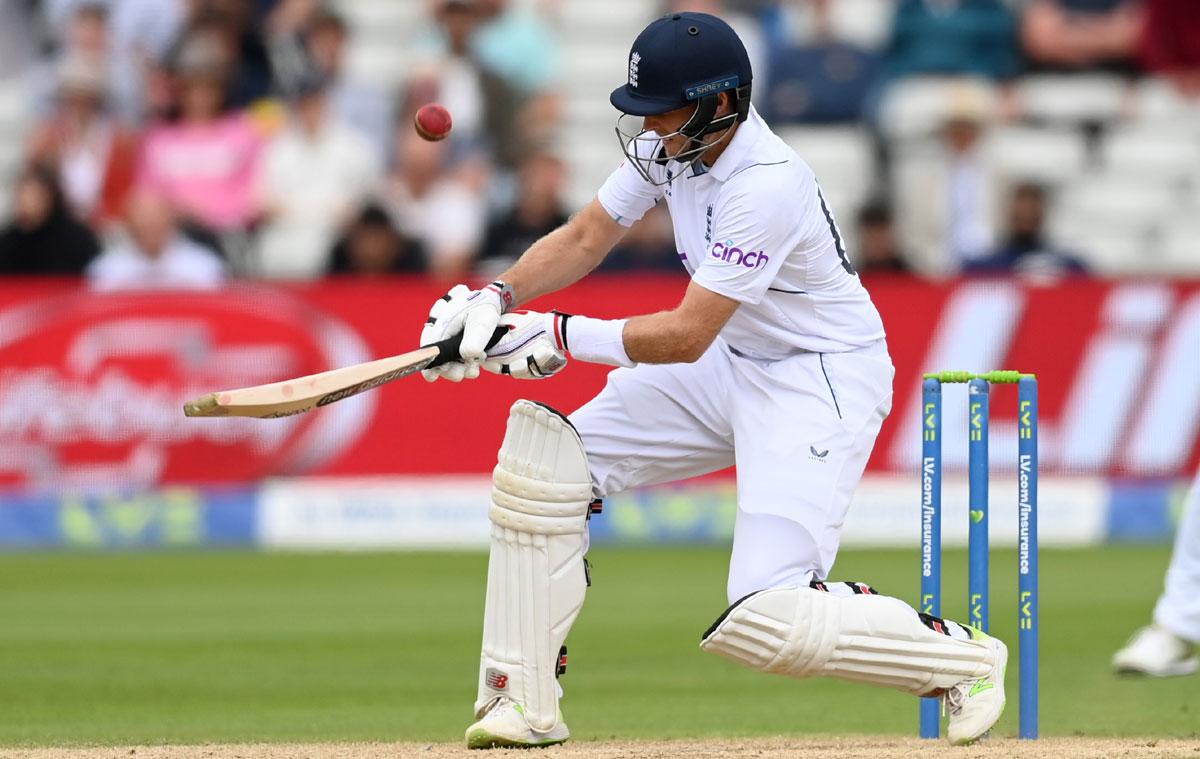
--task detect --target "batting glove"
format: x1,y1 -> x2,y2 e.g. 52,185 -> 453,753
420,281 -> 515,382
483,311 -> 570,380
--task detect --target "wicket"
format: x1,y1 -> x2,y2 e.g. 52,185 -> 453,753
919,370 -> 1039,740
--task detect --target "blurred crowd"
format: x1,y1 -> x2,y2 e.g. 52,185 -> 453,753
0,0 -> 1196,289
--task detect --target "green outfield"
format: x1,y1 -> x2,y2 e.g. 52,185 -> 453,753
0,546 -> 1194,746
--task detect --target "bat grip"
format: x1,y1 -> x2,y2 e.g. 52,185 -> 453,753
426,325 -> 508,369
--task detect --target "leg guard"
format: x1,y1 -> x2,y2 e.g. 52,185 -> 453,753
475,400 -> 593,731
700,586 -> 995,695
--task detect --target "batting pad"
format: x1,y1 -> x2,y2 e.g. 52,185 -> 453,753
475,400 -> 593,731
701,586 -> 995,695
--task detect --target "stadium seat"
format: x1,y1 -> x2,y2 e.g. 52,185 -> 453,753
985,125 -> 1089,185
1049,223 -> 1150,275
1159,221 -> 1200,275
876,77 -> 1001,141
824,0 -> 894,50
1016,74 -> 1128,125
0,134 -> 20,175
344,44 -> 409,88
778,126 -> 875,213
562,123 -> 617,210
1056,172 -> 1179,231
1100,125 -> 1200,183
332,0 -> 421,31
560,0 -> 656,33
561,42 -> 625,89
0,77 -> 27,139
1133,78 -> 1200,134
566,96 -> 614,130
559,0 -> 659,208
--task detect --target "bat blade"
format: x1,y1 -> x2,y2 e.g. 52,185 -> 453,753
183,345 -> 440,418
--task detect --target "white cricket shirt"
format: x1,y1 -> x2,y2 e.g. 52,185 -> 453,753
597,105 -> 886,359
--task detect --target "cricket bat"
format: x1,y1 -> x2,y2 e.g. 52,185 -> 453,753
183,327 -> 506,419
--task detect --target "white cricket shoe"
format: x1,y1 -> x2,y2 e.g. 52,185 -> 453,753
1113,625 -> 1199,677
465,696 -> 570,749
945,631 -> 1008,746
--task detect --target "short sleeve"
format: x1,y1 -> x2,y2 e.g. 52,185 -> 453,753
692,171 -> 816,305
596,140 -> 664,227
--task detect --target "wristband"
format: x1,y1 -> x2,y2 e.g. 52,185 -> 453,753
561,314 -> 634,368
486,280 -> 516,312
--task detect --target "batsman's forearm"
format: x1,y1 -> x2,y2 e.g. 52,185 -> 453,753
623,312 -> 710,364
557,311 -> 707,367
593,281 -> 739,365
500,201 -> 620,305
501,225 -> 601,305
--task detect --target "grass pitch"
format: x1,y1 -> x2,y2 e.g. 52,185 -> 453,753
0,546 -> 1195,746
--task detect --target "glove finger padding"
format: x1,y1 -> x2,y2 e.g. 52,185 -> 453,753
483,311 -> 569,380
438,362 -> 469,383
420,284 -> 473,346
419,284 -> 475,383
461,305 -> 503,363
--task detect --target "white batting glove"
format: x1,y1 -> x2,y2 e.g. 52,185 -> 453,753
419,281 -> 515,382
483,311 -> 570,380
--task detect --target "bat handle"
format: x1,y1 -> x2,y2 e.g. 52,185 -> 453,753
426,325 -> 508,370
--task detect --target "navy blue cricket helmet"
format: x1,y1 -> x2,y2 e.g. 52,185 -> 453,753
611,12 -> 753,184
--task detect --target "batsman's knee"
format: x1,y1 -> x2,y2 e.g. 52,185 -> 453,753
700,585 -> 995,695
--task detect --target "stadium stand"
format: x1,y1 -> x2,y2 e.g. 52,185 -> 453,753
0,0 -> 1197,279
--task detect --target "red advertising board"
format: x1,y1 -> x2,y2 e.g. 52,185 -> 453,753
1,275 -> 1197,488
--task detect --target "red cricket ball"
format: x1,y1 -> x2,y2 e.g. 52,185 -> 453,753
414,103 -> 453,142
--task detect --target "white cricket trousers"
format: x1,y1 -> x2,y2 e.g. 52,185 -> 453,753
569,337 -> 894,603
1154,468 -> 1200,643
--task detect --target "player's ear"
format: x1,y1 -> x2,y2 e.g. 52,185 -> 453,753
716,91 -> 734,116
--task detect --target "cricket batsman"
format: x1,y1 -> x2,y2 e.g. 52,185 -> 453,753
418,12 -> 1008,748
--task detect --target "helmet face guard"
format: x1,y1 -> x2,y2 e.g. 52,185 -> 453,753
614,83 -> 752,187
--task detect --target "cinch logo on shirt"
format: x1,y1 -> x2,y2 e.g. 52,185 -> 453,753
711,240 -> 769,269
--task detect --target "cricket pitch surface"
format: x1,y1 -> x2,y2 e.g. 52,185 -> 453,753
3,738 -> 1199,759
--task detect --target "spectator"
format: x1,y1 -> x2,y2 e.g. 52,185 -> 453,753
886,0 -> 1021,81
763,0 -> 883,123
473,0 -> 562,96
1022,0 -> 1143,74
410,0 -> 532,169
383,128 -> 487,279
181,1 -> 277,109
33,2 -> 118,117
477,151 -> 569,277
0,164 -> 101,274
257,72 -> 380,279
855,201 -> 913,273
1138,0 -> 1200,97
472,0 -> 566,161
26,54 -> 138,229
964,182 -> 1087,277
136,36 -> 268,237
87,191 -> 225,290
328,204 -> 426,276
410,0 -> 491,147
0,0 -> 36,78
892,89 -> 1003,274
304,8 -> 393,162
40,0 -> 189,123
42,1 -> 185,76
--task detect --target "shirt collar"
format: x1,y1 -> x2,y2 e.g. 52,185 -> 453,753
706,104 -> 765,183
